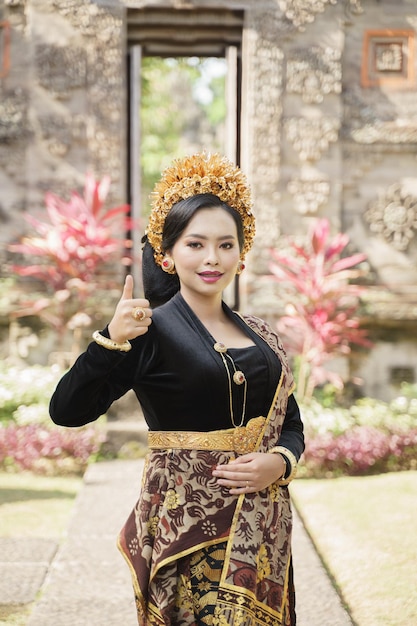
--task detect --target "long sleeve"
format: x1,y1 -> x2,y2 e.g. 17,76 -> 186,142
277,393 -> 305,463
49,327 -> 158,428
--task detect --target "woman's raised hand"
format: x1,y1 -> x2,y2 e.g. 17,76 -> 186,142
108,275 -> 152,343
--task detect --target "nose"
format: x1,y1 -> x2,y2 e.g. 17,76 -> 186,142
204,246 -> 219,265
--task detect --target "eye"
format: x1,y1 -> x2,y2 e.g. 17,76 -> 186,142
220,241 -> 234,249
187,241 -> 202,248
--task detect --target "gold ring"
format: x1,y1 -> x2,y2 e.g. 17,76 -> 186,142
132,307 -> 146,322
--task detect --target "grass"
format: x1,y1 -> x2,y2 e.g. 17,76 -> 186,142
0,471 -> 82,537
0,606 -> 32,626
291,471 -> 417,626
0,471 -> 82,626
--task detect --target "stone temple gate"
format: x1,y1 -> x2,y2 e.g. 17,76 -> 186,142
1,0 -> 417,400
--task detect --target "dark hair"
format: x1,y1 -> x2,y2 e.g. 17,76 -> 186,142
142,193 -> 244,308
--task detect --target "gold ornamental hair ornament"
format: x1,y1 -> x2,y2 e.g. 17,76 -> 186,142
146,153 -> 255,266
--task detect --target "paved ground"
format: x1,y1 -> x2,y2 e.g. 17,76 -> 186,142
1,459 -> 353,625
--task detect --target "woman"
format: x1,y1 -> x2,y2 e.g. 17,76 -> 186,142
50,153 -> 304,626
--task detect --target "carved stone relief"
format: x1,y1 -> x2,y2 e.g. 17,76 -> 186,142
344,0 -> 363,15
35,45 -> 87,96
362,30 -> 414,88
245,11 -> 284,256
86,44 -> 124,179
287,176 -> 330,214
0,88 -> 29,143
341,88 -> 417,145
365,183 -> 417,251
39,115 -> 73,157
278,0 -> 337,31
51,0 -> 106,37
276,0 -> 364,32
40,1 -> 125,182
351,122 -> 417,144
286,46 -> 342,103
285,117 -> 340,161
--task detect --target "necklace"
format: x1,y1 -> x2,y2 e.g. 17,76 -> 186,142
213,342 -> 247,428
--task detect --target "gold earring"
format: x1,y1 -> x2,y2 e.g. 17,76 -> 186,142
161,256 -> 176,274
236,260 -> 245,275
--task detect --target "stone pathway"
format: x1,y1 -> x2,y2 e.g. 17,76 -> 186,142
1,459 -> 353,625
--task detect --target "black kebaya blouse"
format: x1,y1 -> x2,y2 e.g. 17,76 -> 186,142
50,293 -> 304,460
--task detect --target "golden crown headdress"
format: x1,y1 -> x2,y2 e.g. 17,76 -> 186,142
146,153 -> 255,266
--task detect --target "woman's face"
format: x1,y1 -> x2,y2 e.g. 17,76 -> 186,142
170,207 -> 241,302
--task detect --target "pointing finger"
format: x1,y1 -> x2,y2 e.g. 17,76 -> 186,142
121,274 -> 134,300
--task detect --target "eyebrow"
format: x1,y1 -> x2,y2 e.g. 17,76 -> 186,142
184,233 -> 237,240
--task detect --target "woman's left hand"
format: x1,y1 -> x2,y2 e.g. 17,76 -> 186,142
212,452 -> 286,495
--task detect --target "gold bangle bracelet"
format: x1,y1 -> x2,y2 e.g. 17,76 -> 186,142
92,330 -> 132,352
269,445 -> 298,485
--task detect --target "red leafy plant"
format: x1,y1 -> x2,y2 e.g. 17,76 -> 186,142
0,423 -> 105,475
8,174 -> 133,354
302,426 -> 417,477
270,219 -> 371,401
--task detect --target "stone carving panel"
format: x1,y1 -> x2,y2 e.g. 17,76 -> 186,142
44,1 -> 125,182
287,176 -> 330,214
344,0 -> 363,15
39,115 -> 73,157
365,183 -> 417,251
245,11 -> 284,254
278,0 -> 337,31
86,44 -> 124,179
51,0 -> 104,37
351,122 -> 417,145
0,88 -> 29,143
285,117 -> 340,161
287,46 -> 342,103
362,30 -> 415,88
35,44 -> 87,96
342,89 -> 417,145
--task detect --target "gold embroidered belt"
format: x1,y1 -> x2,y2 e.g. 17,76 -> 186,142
148,416 -> 266,456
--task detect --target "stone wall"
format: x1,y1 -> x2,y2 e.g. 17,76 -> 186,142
1,0 -> 417,399
0,0 -> 126,249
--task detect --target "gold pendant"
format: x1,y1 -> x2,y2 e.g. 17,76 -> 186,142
233,371 -> 246,385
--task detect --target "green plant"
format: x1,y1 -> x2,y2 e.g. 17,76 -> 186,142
270,218 -> 371,401
140,57 -> 226,209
